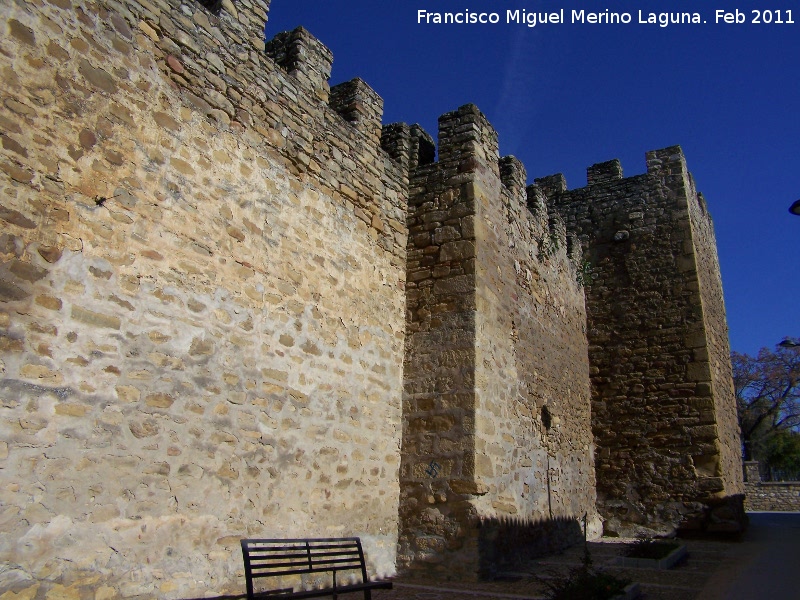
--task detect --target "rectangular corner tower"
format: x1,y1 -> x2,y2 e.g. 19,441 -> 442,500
542,147 -> 745,536
394,106 -> 599,579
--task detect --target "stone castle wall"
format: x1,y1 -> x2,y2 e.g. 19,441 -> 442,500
1,0 -> 407,597
471,133 -> 601,571
545,148 -> 744,537
1,0 -> 745,597
397,106 -> 599,578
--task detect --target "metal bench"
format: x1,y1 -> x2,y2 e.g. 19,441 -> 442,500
240,537 -> 393,599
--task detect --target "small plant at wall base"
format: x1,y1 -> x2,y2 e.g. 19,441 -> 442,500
542,545 -> 631,600
541,516 -> 631,600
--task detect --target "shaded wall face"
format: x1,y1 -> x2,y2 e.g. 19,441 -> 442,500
684,187 -> 744,498
550,151 -> 744,536
0,1 -> 406,597
473,173 -> 598,537
399,107 -> 598,579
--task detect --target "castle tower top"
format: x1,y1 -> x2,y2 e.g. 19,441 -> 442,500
645,145 -> 687,177
265,26 -> 333,102
587,159 -> 623,185
437,104 -> 500,172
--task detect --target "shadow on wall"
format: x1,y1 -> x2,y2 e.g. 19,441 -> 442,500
477,515 -> 584,578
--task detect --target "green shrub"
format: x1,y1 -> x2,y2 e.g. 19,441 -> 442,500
543,547 -> 631,600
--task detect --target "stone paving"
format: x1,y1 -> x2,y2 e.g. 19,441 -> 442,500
370,536 -> 743,600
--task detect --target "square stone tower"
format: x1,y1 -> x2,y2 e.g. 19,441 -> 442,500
393,106 -> 600,578
542,148 -> 745,536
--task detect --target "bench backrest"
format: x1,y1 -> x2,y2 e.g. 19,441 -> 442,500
240,538 -> 370,596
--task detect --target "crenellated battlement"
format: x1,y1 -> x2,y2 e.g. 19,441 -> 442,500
329,78 -> 384,144
437,104 -> 500,172
387,103 -> 576,270
587,159 -> 623,185
533,173 -> 568,202
265,26 -> 334,102
499,156 -> 527,196
381,122 -> 435,172
536,147 -> 689,204
646,145 -> 687,176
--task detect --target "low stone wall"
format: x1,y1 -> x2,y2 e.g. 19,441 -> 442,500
744,482 -> 800,512
743,461 -> 800,512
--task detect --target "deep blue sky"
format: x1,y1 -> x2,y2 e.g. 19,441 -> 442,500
266,0 -> 799,356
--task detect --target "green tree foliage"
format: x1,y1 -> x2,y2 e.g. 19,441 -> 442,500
763,429 -> 800,475
732,339 -> 800,466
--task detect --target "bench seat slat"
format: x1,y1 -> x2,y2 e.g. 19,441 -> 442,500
249,567 -> 319,579
310,558 -> 362,566
248,557 -> 308,564
248,552 -> 360,562
249,559 -> 363,572
248,553 -> 308,558
249,565 -> 364,577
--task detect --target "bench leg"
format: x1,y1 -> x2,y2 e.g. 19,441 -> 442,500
363,591 -> 372,600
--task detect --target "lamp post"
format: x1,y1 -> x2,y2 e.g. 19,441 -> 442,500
790,200 -> 800,216
778,338 -> 799,348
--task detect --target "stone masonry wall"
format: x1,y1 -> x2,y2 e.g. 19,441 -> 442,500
545,148 -> 744,537
397,108 -> 481,577
744,482 -> 800,511
744,463 -> 800,511
1,0 -> 747,594
0,0 -> 407,598
472,137 -> 601,572
398,105 -> 599,579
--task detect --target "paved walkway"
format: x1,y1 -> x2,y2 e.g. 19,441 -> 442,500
366,512 -> 800,600
697,512 -> 800,599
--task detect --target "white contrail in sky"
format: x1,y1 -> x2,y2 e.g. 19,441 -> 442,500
492,17 -> 544,158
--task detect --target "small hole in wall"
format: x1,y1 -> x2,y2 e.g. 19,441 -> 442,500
541,405 -> 552,430
197,0 -> 223,15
